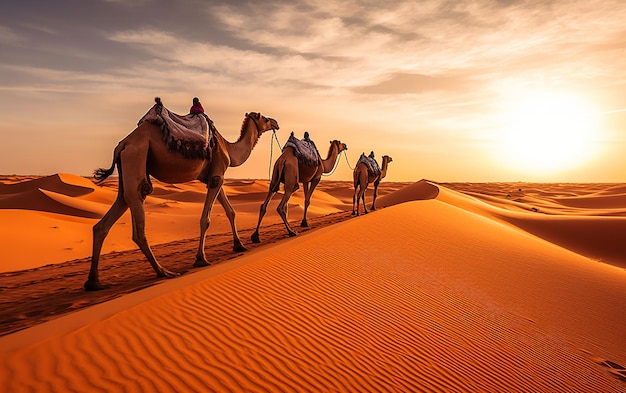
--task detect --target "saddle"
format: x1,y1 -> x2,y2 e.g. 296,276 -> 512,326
357,153 -> 381,177
283,132 -> 322,167
138,97 -> 214,160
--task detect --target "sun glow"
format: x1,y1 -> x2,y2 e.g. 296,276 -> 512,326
495,91 -> 599,175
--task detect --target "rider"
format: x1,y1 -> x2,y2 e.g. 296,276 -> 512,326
190,97 -> 205,115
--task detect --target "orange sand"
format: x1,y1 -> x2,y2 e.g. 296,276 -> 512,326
1,175 -> 625,392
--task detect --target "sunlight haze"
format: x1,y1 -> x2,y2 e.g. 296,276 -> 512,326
1,0 -> 625,182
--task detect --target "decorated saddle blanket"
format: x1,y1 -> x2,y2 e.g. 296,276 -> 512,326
283,132 -> 322,167
138,97 -> 214,160
357,153 -> 381,177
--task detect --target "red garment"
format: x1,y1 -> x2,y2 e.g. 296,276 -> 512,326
190,102 -> 204,114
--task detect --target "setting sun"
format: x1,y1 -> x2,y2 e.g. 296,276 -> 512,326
496,91 -> 600,175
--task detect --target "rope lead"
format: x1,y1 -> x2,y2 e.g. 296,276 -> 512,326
268,130 -> 283,179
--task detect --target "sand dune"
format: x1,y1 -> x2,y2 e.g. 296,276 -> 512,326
0,175 -> 356,272
436,183 -> 626,269
1,175 -> 625,392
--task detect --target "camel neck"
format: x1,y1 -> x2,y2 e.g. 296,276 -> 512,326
322,143 -> 341,173
225,118 -> 259,167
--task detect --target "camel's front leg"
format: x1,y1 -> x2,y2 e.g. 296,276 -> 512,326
194,176 -> 224,267
217,188 -> 246,252
301,179 -> 320,227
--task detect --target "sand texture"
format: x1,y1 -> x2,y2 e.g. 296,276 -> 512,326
1,175 -> 625,392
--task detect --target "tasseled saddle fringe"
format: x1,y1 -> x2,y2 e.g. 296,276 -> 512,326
152,97 -> 213,160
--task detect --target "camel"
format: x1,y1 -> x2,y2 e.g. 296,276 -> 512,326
251,138 -> 348,242
352,155 -> 393,216
84,107 -> 279,291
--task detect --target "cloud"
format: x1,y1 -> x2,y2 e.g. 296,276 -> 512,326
353,72 -> 469,95
2,0 -> 626,181
0,25 -> 24,45
212,0 -> 626,78
102,0 -> 154,6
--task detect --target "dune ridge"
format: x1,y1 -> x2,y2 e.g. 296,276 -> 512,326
2,192 -> 625,391
1,176 -> 626,391
433,182 -> 626,269
1,175 -> 625,391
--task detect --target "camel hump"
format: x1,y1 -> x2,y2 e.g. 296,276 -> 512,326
283,133 -> 321,167
357,153 -> 381,177
138,98 -> 212,160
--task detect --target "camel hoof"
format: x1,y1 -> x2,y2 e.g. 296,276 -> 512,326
84,279 -> 106,291
251,232 -> 261,244
233,243 -> 248,252
193,259 -> 210,268
158,269 -> 180,278
288,231 -> 298,237
300,220 -> 309,228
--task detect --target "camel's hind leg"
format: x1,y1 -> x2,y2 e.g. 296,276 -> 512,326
251,187 -> 278,243
120,149 -> 178,278
352,185 -> 359,215
354,180 -> 369,216
300,179 -> 319,227
361,190 -> 369,214
218,189 -> 246,252
194,176 -> 225,267
126,181 -> 179,278
352,169 -> 369,216
276,183 -> 298,237
85,190 -> 128,291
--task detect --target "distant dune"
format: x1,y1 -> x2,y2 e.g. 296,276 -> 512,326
1,174 -> 625,392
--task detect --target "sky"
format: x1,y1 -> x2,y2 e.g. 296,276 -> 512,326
1,0 -> 626,182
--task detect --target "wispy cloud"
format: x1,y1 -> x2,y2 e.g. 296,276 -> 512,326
211,0 -> 626,92
1,0 -> 625,180
0,25 -> 24,45
352,72 -> 471,95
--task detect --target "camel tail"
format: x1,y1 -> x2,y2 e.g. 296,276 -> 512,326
93,166 -> 115,183
93,140 -> 126,184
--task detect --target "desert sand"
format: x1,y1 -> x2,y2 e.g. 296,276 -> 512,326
1,174 -> 625,392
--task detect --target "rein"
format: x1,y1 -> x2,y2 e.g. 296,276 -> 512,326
322,150 -> 344,177
343,150 -> 355,170
323,148 -> 355,176
268,130 -> 283,179
267,133 -> 355,179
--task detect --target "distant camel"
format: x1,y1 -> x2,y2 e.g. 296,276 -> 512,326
251,138 -> 348,242
85,102 -> 279,291
352,155 -> 393,216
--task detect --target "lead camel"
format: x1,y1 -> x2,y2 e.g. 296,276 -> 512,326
85,100 -> 279,290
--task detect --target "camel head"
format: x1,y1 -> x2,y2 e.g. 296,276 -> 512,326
330,139 -> 348,153
245,112 -> 280,137
382,155 -> 393,164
